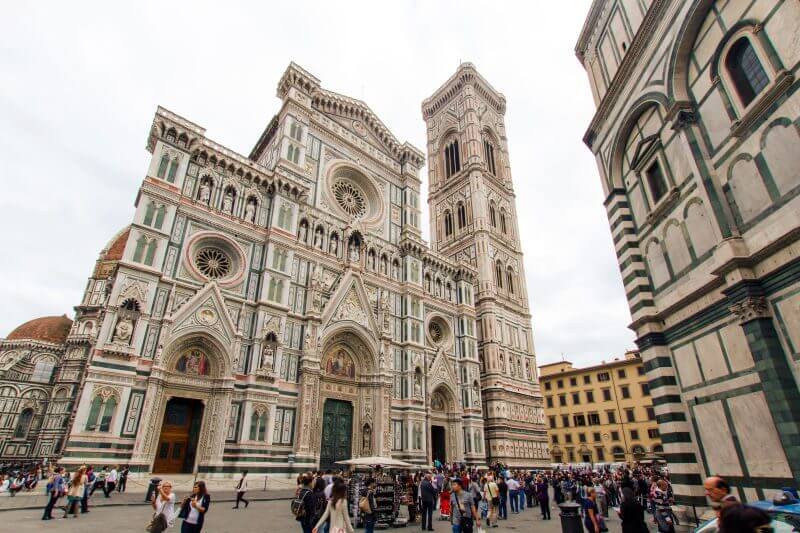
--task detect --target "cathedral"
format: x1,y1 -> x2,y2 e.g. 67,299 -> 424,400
0,63 -> 547,476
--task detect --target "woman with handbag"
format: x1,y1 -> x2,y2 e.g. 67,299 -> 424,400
147,480 -> 175,533
178,481 -> 210,533
312,482 -> 353,533
583,487 -> 606,533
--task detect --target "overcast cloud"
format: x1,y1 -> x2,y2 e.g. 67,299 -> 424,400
0,1 -> 636,367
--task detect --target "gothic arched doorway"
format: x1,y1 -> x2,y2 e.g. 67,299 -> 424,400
429,385 -> 461,466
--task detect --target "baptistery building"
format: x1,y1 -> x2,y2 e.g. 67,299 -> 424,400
0,63 -> 547,475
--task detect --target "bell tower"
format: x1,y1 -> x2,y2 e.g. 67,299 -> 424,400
422,63 -> 548,466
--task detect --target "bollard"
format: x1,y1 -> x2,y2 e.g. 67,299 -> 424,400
144,477 -> 162,502
558,501 -> 583,533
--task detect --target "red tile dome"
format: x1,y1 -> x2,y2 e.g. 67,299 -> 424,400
6,315 -> 73,344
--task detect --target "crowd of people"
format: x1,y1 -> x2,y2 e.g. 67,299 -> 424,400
287,461 -> 686,533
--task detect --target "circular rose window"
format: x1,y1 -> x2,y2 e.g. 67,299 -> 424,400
195,247 -> 231,279
429,322 -> 443,343
333,180 -> 367,219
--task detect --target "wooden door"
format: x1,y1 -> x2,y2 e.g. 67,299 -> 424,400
319,399 -> 353,469
153,398 -> 196,473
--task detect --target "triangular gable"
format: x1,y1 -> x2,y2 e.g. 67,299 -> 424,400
166,282 -> 238,345
320,270 -> 380,339
427,347 -> 460,401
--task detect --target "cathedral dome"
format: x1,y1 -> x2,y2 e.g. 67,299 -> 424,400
6,315 -> 72,344
99,226 -> 131,262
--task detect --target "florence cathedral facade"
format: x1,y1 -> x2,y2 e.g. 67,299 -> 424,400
0,63 -> 547,476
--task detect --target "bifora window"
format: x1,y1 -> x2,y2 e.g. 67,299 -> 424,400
195,247 -> 231,279
444,139 -> 461,178
725,37 -> 769,107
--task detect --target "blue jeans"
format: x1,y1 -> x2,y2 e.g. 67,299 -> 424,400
364,518 -> 375,533
452,525 -> 462,533
510,490 -> 519,512
519,490 -> 526,510
499,495 -> 508,519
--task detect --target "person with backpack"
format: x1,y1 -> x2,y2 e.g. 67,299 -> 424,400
359,478 -> 378,533
293,474 -> 316,533
42,467 -> 65,520
232,470 -> 249,509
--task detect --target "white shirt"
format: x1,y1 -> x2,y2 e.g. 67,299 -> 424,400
324,483 -> 334,500
107,469 -> 118,483
236,476 -> 248,492
507,479 -> 520,491
186,496 -> 202,524
155,492 -> 176,527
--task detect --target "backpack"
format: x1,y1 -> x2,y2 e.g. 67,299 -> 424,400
359,494 -> 371,514
291,488 -> 310,519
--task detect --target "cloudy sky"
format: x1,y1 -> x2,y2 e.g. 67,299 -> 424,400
0,1 -> 636,367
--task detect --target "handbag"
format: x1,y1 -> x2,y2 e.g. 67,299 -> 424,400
145,512 -> 167,533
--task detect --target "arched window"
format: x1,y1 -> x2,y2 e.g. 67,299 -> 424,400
506,268 -> 515,295
495,262 -> 504,289
167,158 -> 179,183
499,208 -> 507,234
484,138 -> 497,175
457,202 -> 467,229
157,154 -> 169,179
444,211 -> 453,237
154,205 -> 166,230
725,37 -> 769,107
143,202 -> 156,226
249,409 -> 268,441
85,392 -> 117,432
444,138 -> 461,178
144,239 -> 158,266
489,201 -> 497,228
14,408 -> 34,439
133,235 -> 148,263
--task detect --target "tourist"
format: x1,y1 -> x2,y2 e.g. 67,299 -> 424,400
232,470 -> 249,509
294,474 -> 315,533
652,478 -> 675,533
506,474 -> 518,514
497,474 -> 509,519
42,467 -> 66,520
360,478 -> 378,533
450,478 -> 480,533
309,477 -> 328,532
104,465 -> 118,496
718,503 -> 771,533
485,473 -> 500,528
313,481 -> 353,533
704,476 -> 738,516
583,487 -> 602,533
178,480 -> 210,533
63,466 -> 87,518
117,465 -> 129,492
420,472 -> 436,531
148,479 -> 175,533
619,487 -> 647,533
536,475 -> 551,520
8,472 -> 24,496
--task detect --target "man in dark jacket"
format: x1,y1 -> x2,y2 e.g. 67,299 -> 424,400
420,472 -> 436,531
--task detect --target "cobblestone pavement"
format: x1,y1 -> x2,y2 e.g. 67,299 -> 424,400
0,496 -> 631,532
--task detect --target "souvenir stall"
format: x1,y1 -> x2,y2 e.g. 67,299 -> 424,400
337,456 -> 415,528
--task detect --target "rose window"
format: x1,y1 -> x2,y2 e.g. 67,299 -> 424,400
332,181 -> 367,218
429,322 -> 443,343
195,247 -> 231,279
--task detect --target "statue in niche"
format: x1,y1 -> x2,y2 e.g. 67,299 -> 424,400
198,181 -> 211,204
261,343 -> 275,370
349,242 -> 360,262
473,384 -> 480,407
314,228 -> 323,249
362,423 -> 372,454
381,291 -> 391,332
413,371 -> 422,397
113,317 -> 133,343
244,200 -> 256,222
222,190 -> 234,213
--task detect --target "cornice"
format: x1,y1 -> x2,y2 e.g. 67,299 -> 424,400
422,62 -> 506,120
582,0 -> 671,149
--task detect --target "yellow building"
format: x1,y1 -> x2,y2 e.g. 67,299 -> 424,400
539,351 -> 662,465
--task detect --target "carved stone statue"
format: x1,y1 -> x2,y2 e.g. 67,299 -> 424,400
414,372 -> 422,397
113,317 -> 133,343
381,291 -> 391,332
473,384 -> 480,407
199,182 -> 211,204
314,229 -> 323,248
244,201 -> 256,222
222,191 -> 234,213
362,424 -> 372,454
261,344 -> 274,370
349,242 -> 360,262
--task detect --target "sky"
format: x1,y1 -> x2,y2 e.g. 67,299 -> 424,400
0,1 -> 636,367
